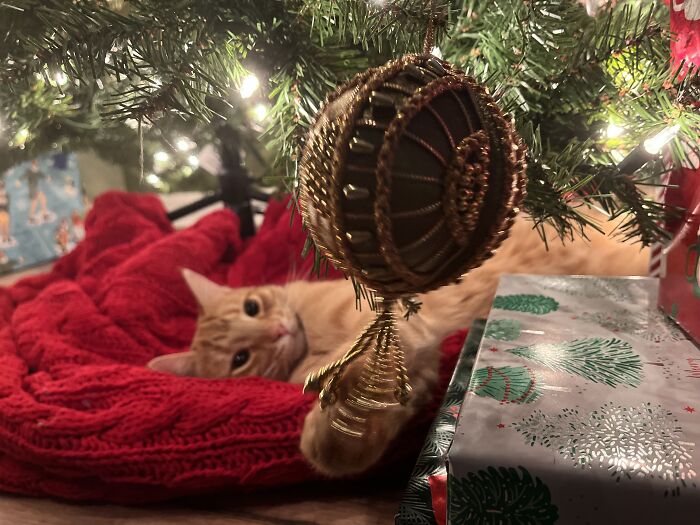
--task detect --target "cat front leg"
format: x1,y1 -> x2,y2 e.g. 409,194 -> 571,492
300,396 -> 415,477
299,351 -> 436,477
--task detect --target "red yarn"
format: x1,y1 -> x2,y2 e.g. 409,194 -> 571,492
0,192 -> 465,503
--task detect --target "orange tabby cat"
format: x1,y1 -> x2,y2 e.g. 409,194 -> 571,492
148,215 -> 649,476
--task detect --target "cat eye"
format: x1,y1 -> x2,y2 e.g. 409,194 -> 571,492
232,350 -> 250,369
243,298 -> 260,317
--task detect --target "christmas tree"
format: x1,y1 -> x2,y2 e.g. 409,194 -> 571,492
0,0 -> 698,243
508,337 -> 643,387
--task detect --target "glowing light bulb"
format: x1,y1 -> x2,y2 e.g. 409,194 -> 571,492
187,154 -> 199,167
15,128 -> 29,145
175,137 -> 195,151
606,122 -> 624,139
251,103 -> 268,122
54,72 -> 68,86
145,173 -> 161,185
239,74 -> 260,99
153,150 -> 170,162
643,124 -> 680,155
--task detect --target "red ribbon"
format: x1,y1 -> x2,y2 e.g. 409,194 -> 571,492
428,474 -> 448,525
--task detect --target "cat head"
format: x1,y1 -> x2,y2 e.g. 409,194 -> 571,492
148,269 -> 306,381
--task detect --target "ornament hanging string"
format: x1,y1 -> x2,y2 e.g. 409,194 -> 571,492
138,118 -> 144,181
422,0 -> 437,55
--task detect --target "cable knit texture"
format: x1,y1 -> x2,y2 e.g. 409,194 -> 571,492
0,192 -> 464,503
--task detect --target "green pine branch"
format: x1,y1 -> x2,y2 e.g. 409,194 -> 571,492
0,0 -> 698,246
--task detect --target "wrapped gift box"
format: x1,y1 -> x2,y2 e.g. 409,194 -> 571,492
658,157 -> 700,345
0,152 -> 85,274
448,275 -> 700,524
396,320 -> 485,525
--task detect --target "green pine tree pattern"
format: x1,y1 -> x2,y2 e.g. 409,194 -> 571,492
508,338 -> 643,388
513,403 -> 696,495
468,366 -> 541,404
579,309 -> 686,344
449,466 -> 559,525
397,320 -> 486,525
539,277 -> 636,302
484,319 -> 522,341
492,294 -> 559,315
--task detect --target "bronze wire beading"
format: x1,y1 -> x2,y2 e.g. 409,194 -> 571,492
298,54 -> 527,436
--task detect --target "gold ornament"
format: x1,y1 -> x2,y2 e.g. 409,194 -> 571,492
299,53 -> 527,437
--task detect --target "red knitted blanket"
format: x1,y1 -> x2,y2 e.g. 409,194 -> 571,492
0,192 -> 465,503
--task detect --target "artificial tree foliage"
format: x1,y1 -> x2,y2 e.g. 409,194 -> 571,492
0,0 -> 698,243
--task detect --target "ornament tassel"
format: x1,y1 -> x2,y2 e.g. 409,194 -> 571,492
303,298 -> 412,435
303,315 -> 382,406
326,308 -> 412,437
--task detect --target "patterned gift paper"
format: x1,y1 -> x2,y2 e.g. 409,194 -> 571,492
397,321 -> 485,525
0,153 -> 85,275
447,275 -> 700,525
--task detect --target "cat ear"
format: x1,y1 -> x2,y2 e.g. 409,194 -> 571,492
147,352 -> 196,376
181,268 -> 227,313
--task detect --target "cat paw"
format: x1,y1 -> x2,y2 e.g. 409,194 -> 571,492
299,405 -> 385,478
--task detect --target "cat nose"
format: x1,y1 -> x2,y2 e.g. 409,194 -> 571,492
273,324 -> 290,340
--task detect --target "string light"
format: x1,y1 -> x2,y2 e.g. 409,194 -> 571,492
175,137 -> 196,151
609,149 -> 626,163
14,128 -> 29,146
643,124 -> 680,155
187,154 -> 199,167
54,72 -> 68,86
251,103 -> 268,122
617,124 -> 680,174
239,74 -> 260,99
153,151 -> 169,162
145,173 -> 161,186
606,122 -> 624,139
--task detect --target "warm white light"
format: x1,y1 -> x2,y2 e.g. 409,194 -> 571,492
145,173 -> 161,185
153,150 -> 170,162
643,124 -> 680,155
610,149 -> 626,163
187,154 -> 199,167
15,127 -> 29,145
606,122 -> 624,139
239,74 -> 260,99
54,72 -> 68,86
431,46 -> 443,59
175,137 -> 196,151
251,103 -> 268,122
124,118 -> 139,130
